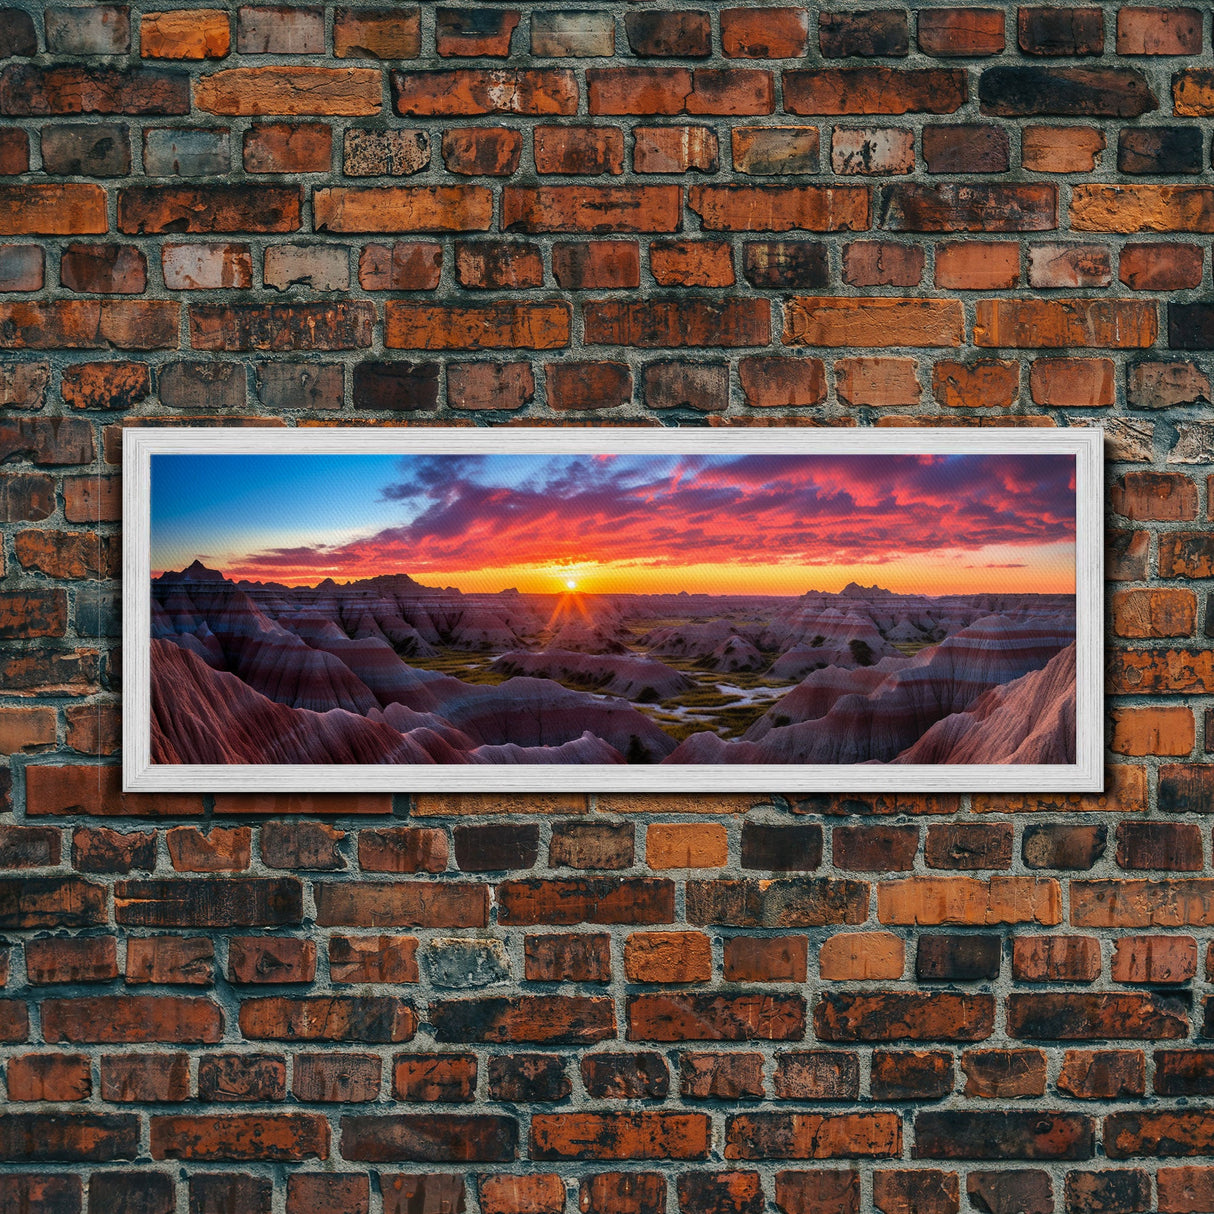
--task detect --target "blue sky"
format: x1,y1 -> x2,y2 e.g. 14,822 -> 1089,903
150,451 -> 1077,596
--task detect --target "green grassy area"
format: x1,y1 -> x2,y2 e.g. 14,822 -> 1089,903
662,687 -> 747,710
891,640 -> 937,657
404,647 -> 512,685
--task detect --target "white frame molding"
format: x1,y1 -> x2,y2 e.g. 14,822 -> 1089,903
124,426 -> 1103,793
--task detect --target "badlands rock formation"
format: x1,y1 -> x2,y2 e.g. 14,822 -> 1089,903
150,564 -> 1077,767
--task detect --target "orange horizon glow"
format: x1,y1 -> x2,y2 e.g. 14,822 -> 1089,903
156,547 -> 1076,599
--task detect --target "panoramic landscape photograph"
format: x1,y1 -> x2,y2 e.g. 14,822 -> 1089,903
147,448 -> 1079,769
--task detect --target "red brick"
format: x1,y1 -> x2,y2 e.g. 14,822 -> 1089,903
329,935 -> 418,984
1111,706 -> 1195,757
386,301 -> 569,350
0,64 -> 189,115
26,936 -> 117,984
1113,936 -> 1198,984
292,1052 -> 381,1103
442,128 -> 522,175
228,937 -> 316,984
628,993 -> 805,1042
1023,124 -> 1106,172
689,184 -> 867,231
552,241 -> 640,289
588,67 -> 773,116
935,240 -> 1020,289
358,242 -> 441,291
532,1111 -> 710,1161
435,8 -> 520,56
585,299 -> 769,348
162,242 -> 253,290
0,300 -> 179,349
190,302 -> 374,351
243,123 -> 332,172
239,996 -> 415,1043
126,937 -> 213,986
119,185 -> 300,233
843,242 -> 923,287
681,1053 -> 765,1101
625,11 -> 711,57
455,240 -> 543,290
1113,471 -> 1198,521
478,1176 -> 563,1214
99,1054 -> 188,1103
919,9 -> 1005,56
60,243 -> 147,294
315,880 -> 487,926
0,362 -> 50,409
651,240 -> 734,287
786,298 -> 963,347
334,9 -> 421,59
643,360 -> 728,412
739,356 -> 826,408
932,359 -> 1019,408
726,1111 -> 901,1160
784,69 -> 966,114
1012,935 -> 1101,982
0,245 -> 42,290
7,1053 -> 91,1101
635,125 -> 718,173
1029,357 -> 1115,406
151,1113 -> 328,1161
0,590 -> 67,640
394,69 -> 576,116
1058,1050 -> 1145,1099
166,825 -> 251,872
1026,241 -> 1112,289
884,183 -> 1055,231
0,1113 -> 138,1162
504,185 -> 680,234
1118,6 -> 1202,54
393,1053 -> 476,1102
1120,242 -> 1203,290
431,995 -> 614,1044
534,125 -> 622,175
42,996 -> 222,1043
0,128 -> 28,174
873,1171 -> 959,1214
195,66 -> 379,115
721,8 -> 809,57
287,1175 -> 368,1214
340,1113 -> 517,1162
141,9 -> 231,59
315,186 -> 491,233
624,931 -> 712,984
524,933 -> 611,983
832,127 -> 914,175
198,1052 -> 285,1103
835,357 -> 921,407
0,820 -> 59,863
547,361 -> 632,411
974,298 -> 1157,348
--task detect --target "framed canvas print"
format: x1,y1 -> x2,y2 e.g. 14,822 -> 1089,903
124,426 -> 1102,793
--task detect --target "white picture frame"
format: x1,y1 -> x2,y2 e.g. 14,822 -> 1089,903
124,426 -> 1103,793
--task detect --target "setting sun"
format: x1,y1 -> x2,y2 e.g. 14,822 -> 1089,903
565,579 -> 577,591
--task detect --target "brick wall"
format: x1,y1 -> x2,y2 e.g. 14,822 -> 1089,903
1,2 -> 1213,1211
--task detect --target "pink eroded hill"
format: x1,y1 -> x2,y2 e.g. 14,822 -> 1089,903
150,639 -> 454,765
666,613 -> 1075,765
493,649 -> 693,701
893,642 -> 1076,765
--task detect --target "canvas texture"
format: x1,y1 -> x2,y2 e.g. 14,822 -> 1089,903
0,2 -> 1211,1211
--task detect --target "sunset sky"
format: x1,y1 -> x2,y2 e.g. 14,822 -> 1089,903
150,451 -> 1078,596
